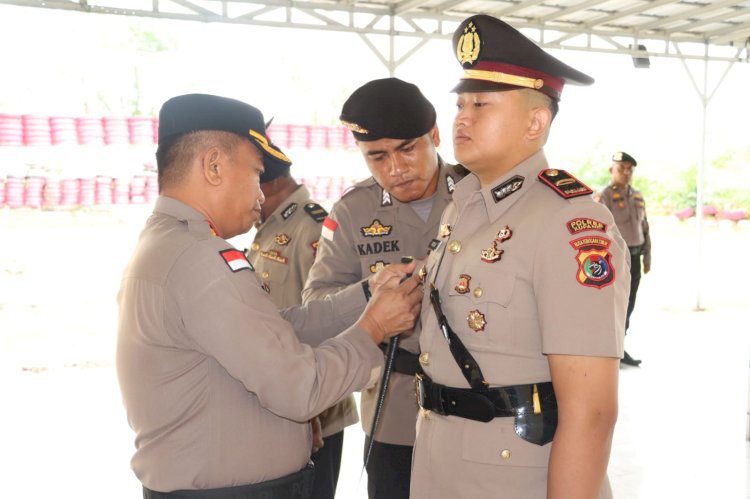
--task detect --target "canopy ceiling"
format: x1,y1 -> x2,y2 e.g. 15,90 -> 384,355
3,0 -> 750,63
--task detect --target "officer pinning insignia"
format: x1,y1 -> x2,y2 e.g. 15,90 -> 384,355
480,243 -> 503,263
566,218 -> 607,234
370,260 -> 388,273
361,219 -> 393,237
304,202 -> 328,223
219,248 -> 254,273
274,233 -> 291,246
467,310 -> 487,332
538,169 -> 593,199
321,217 -> 337,241
569,236 -> 615,289
455,274 -> 471,294
446,175 -> 456,194
260,249 -> 289,265
281,202 -> 298,220
439,224 -> 452,238
496,225 -> 512,242
381,190 -> 393,207
491,175 -> 524,203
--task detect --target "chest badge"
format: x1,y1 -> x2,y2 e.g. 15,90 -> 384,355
467,310 -> 486,332
454,274 -> 471,294
496,225 -> 512,243
260,249 -> 289,265
274,233 -> 291,246
480,242 -> 503,263
370,260 -> 388,273
361,219 -> 393,237
439,224 -> 452,238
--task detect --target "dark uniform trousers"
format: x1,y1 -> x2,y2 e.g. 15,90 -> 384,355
626,245 -> 643,332
363,437 -> 412,499
310,431 -> 344,499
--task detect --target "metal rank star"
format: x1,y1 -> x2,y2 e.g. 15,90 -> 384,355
439,224 -> 452,238
454,274 -> 471,294
480,242 -> 503,263
496,225 -> 512,243
467,310 -> 486,332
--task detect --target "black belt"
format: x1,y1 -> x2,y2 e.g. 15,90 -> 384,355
378,343 -> 422,376
143,463 -> 314,499
628,245 -> 643,257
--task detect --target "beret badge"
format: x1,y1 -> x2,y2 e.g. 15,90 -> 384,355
340,119 -> 369,135
456,21 -> 481,66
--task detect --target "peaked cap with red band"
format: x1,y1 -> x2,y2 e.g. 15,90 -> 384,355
452,15 -> 594,101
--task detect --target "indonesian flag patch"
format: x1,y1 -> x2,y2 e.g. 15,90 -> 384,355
321,217 -> 338,241
219,249 -> 253,273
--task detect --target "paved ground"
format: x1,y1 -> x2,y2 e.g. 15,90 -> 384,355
1,206 -> 748,498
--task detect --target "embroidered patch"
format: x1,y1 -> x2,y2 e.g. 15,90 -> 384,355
281,203 -> 298,220
537,169 -> 592,199
467,310 -> 486,332
274,233 -> 291,246
260,249 -> 288,265
369,260 -> 388,273
219,249 -> 253,273
569,236 -> 615,289
381,190 -> 392,207
566,218 -> 607,234
455,274 -> 471,294
304,202 -> 328,223
321,217 -> 337,241
361,219 -> 393,237
446,174 -> 456,194
491,175 -> 524,203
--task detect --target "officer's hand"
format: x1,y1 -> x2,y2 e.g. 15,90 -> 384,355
310,417 -> 324,454
357,273 -> 423,344
368,260 -> 417,294
643,262 -> 651,274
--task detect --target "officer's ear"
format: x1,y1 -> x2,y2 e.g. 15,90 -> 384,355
527,105 -> 551,141
428,124 -> 441,148
202,147 -> 223,186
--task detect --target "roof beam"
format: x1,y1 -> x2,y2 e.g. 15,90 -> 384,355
638,0 -> 744,31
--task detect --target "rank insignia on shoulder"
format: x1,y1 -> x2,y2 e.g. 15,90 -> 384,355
274,233 -> 291,246
569,236 -> 615,289
281,203 -> 298,220
566,218 -> 607,234
361,219 -> 393,237
304,203 -> 328,223
219,249 -> 254,273
381,189 -> 393,207
537,169 -> 592,199
491,175 -> 524,203
446,174 -> 456,194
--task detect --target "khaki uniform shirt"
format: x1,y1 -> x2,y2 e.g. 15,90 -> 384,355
410,150 -> 629,499
302,160 -> 467,446
596,183 -> 652,268
247,185 -> 357,438
117,196 -> 382,493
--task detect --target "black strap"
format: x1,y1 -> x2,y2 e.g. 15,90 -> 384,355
143,463 -> 314,499
377,343 -> 423,376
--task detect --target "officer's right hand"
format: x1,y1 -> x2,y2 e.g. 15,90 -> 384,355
357,273 -> 423,344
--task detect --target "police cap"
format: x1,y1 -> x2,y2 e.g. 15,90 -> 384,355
260,141 -> 292,184
340,78 -> 436,141
158,93 -> 291,166
452,15 -> 594,101
612,151 -> 637,166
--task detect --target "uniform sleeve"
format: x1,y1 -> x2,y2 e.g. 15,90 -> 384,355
641,207 -> 651,268
302,199 -> 367,304
167,241 -> 382,422
533,201 -> 630,358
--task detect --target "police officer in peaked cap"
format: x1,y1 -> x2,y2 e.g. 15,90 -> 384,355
410,16 -> 630,499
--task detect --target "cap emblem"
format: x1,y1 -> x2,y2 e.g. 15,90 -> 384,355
457,21 -> 481,66
340,120 -> 369,135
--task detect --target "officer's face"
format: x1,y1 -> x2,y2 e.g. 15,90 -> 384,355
356,126 -> 441,203
220,139 -> 266,238
611,161 -> 634,187
453,90 -> 536,185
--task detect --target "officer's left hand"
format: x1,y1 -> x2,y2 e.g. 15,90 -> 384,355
368,260 -> 418,294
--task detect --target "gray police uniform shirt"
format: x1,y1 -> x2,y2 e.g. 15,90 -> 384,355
117,196 -> 382,493
247,185 -> 357,438
410,150 -> 629,499
596,183 -> 652,268
302,159 -> 467,446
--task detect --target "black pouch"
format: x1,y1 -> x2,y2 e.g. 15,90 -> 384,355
514,408 -> 557,446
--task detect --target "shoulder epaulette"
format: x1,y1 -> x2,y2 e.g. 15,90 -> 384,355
537,169 -> 592,199
304,202 -> 328,223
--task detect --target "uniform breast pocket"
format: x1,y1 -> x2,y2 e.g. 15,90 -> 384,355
446,265 -> 516,348
461,417 -> 551,469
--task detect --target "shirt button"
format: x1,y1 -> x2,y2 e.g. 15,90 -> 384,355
500,449 -> 511,460
419,353 -> 430,366
473,287 -> 483,298
448,240 -> 462,254
251,242 -> 260,251
261,271 -> 269,280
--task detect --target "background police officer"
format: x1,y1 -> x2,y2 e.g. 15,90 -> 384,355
595,151 -> 651,366
302,77 -> 466,499
247,146 -> 356,499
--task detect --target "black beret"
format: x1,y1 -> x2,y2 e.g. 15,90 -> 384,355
452,15 -> 594,101
339,78 -> 436,141
260,141 -> 292,184
612,151 -> 637,166
158,93 -> 291,166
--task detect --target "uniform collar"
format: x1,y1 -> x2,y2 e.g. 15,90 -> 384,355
154,196 -> 217,236
261,185 -> 312,227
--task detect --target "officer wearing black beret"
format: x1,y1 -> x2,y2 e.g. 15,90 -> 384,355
117,93 -> 423,498
596,151 -> 651,367
303,77 -> 467,499
410,16 -> 629,499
